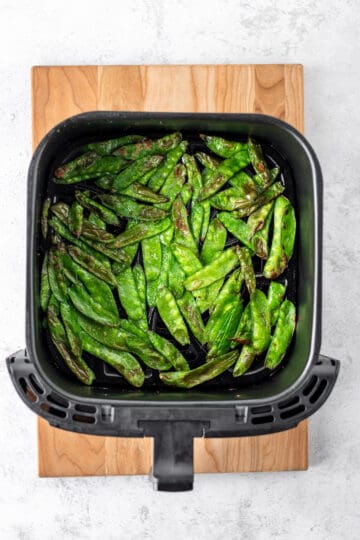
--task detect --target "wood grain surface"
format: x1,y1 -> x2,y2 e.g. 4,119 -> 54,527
33,64 -> 307,478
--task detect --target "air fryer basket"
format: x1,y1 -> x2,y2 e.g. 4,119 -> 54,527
7,112 -> 339,491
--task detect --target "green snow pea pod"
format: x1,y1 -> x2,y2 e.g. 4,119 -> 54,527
85,134 -> 145,155
67,245 -> 116,288
115,132 -> 182,160
235,182 -> 285,218
118,182 -> 168,203
54,151 -> 98,180
59,303 -> 82,358
199,201 -> 211,242
49,215 -> 112,267
198,150 -> 251,201
142,234 -> 162,282
62,254 -> 118,316
68,201 -> 84,238
159,224 -> 174,246
75,190 -> 119,225
200,218 -> 227,264
48,297 -> 95,385
172,194 -> 198,253
109,218 -> 171,248
207,299 -> 243,357
83,236 -> 132,264
116,268 -> 146,325
194,278 -> 224,314
47,248 -> 67,302
250,289 -> 271,354
148,142 -> 188,192
124,334 -> 172,371
235,246 -> 256,295
200,134 -> 248,158
233,345 -> 256,377
147,331 -> 189,371
247,201 -> 274,238
156,286 -> 190,346
253,166 -> 280,190
267,281 -> 287,326
231,303 -> 251,345
217,212 -> 253,251
183,153 -> 202,200
96,176 -> 113,190
118,319 -> 151,342
252,203 -> 274,259
40,253 -> 51,311
112,155 -> 164,192
41,197 -> 51,239
229,171 -> 258,200
54,155 -> 129,184
190,204 -> 204,243
248,138 -> 271,189
195,152 -> 221,171
263,196 -> 296,279
68,283 -> 119,327
264,299 -> 296,370
184,247 -> 239,291
81,221 -> 115,243
76,311 -> 128,350
156,163 -> 186,211
160,350 -> 238,388
181,184 -> 193,206
171,243 -> 202,276
133,264 -> 147,309
167,250 -> 186,299
146,244 -> 172,308
177,291 -> 206,344
99,194 -> 168,221
209,186 -> 251,211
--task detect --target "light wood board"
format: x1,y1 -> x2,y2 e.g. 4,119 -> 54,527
33,64 -> 307,477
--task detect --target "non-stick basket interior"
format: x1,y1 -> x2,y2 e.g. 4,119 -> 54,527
27,113 -> 320,402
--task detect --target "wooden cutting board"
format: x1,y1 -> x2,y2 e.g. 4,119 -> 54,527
33,64 -> 307,477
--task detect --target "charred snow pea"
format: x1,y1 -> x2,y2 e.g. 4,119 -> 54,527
235,246 -> 256,295
108,218 -> 171,248
59,302 -> 82,358
247,201 -> 274,238
167,250 -> 186,299
68,201 -> 84,238
88,212 -> 106,229
252,203 -> 274,259
53,151 -> 98,180
200,134 -> 248,158
263,196 -> 296,279
217,212 -> 253,251
160,350 -> 238,389
81,221 -> 115,243
199,201 -> 211,242
235,182 -> 285,218
54,155 -> 128,184
47,248 -> 67,302
250,289 -> 271,354
231,303 -> 251,346
115,132 -> 182,160
67,245 -> 116,287
171,243 -> 202,276
99,193 -> 168,221
85,134 -> 145,155
75,190 -> 119,225
156,286 -> 190,346
184,247 -> 239,291
118,182 -> 168,203
41,197 -> 51,239
198,150 -> 251,201
147,331 -> 189,371
156,163 -> 186,211
267,281 -> 287,326
233,345 -> 256,377
195,151 -> 221,170
264,299 -> 296,369
177,291 -> 206,344
48,297 -> 95,385
248,137 -> 272,189
229,171 -> 258,199
172,194 -> 198,253
116,268 -> 147,327
112,155 -> 164,192
148,142 -> 188,192
40,253 -> 51,311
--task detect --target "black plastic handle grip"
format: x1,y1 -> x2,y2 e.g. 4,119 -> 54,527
139,421 -> 205,491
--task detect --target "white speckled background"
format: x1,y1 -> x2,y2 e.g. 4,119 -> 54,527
0,0 -> 358,538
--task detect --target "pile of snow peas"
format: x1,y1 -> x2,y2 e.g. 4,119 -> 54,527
39,132 -> 296,388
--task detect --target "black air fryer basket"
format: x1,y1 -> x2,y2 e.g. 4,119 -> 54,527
7,112 -> 340,491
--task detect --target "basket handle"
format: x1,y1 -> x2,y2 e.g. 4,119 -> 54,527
140,421 -> 205,492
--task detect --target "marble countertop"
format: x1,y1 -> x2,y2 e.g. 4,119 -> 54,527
0,0 -> 358,538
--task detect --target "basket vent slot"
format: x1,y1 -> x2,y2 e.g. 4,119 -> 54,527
40,403 -> 66,418
309,379 -> 328,404
29,374 -> 44,395
302,375 -> 318,396
251,415 -> 274,425
251,405 -> 272,415
18,378 -> 37,403
280,405 -> 306,419
47,392 -> 69,409
278,396 -> 300,410
101,405 -> 115,423
75,404 -> 96,414
73,414 -> 96,424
